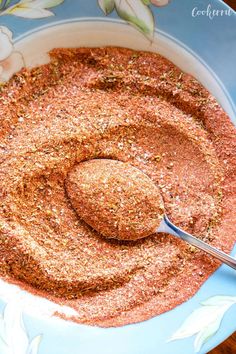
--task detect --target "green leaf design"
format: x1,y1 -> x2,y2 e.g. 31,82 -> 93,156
0,0 -> 64,18
169,295 -> 236,353
1,0 -> 13,8
3,5 -> 54,18
98,0 -> 115,14
0,0 -> 6,10
141,0 -> 151,5
114,0 -> 154,39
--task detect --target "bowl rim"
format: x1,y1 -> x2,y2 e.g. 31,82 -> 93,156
0,2 -> 236,354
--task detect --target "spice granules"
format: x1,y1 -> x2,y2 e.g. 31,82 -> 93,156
66,159 -> 164,240
0,47 -> 236,327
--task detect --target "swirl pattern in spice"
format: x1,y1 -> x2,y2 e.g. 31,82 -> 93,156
0,47 -> 236,327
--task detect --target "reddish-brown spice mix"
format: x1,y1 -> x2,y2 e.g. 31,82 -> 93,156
66,159 -> 164,240
0,47 -> 236,327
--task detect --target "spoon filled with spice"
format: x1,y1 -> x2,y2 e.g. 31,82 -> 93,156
66,159 -> 236,270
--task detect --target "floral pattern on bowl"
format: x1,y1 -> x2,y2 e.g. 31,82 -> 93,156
0,26 -> 24,81
0,302 -> 42,354
0,1 -> 235,354
97,0 -> 170,38
0,0 -> 171,81
1,294 -> 236,354
0,0 -> 64,19
169,295 -> 236,353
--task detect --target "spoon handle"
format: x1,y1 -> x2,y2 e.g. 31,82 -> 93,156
157,215 -> 236,270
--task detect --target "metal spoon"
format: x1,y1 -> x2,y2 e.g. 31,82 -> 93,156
158,214 -> 236,270
67,159 -> 236,271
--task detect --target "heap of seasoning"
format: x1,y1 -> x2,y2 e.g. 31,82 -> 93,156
0,47 -> 236,327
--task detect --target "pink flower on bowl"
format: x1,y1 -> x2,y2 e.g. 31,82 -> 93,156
151,0 -> 170,6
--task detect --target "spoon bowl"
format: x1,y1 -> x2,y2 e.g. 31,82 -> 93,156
66,158 -> 236,270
